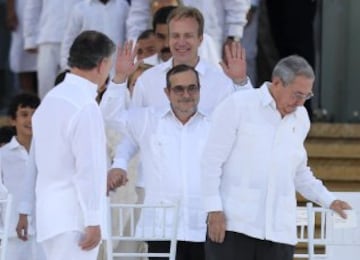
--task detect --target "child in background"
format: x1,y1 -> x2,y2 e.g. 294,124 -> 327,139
0,94 -> 46,260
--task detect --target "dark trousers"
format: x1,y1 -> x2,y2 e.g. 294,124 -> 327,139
147,240 -> 205,260
205,231 -> 294,260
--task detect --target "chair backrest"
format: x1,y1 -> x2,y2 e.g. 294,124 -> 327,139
294,206 -> 311,259
106,199 -> 179,260
0,194 -> 12,260
320,192 -> 360,260
307,192 -> 360,260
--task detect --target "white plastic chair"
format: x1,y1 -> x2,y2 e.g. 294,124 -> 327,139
0,193 -> 13,260
106,199 -> 179,260
294,206 -> 311,259
306,193 -> 360,260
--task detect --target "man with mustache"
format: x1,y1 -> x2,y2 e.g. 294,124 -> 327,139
110,64 -> 210,259
142,6 -> 177,65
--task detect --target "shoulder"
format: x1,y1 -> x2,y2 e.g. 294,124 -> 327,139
230,87 -> 259,105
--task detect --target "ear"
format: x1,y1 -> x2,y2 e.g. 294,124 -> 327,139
164,87 -> 170,99
97,59 -> 105,75
9,117 -> 16,127
272,76 -> 282,89
199,34 -> 203,44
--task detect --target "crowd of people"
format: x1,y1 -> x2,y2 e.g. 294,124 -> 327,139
0,1 -> 352,260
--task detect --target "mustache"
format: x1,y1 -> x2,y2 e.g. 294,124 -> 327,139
179,98 -> 195,103
160,47 -> 171,54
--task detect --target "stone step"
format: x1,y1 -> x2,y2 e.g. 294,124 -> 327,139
305,140 -> 360,159
308,123 -> 360,139
309,158 -> 360,181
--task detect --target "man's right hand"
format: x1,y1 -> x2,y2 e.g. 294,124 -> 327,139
79,225 -> 101,251
16,214 -> 29,241
207,211 -> 226,243
107,168 -> 128,194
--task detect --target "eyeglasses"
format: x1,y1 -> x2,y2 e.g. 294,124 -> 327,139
291,91 -> 314,101
169,84 -> 200,95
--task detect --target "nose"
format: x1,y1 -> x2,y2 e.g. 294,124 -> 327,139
182,89 -> 191,98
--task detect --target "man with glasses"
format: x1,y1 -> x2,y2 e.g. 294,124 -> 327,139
109,64 -> 209,260
202,55 -> 351,260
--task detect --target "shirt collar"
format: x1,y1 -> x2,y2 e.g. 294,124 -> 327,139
64,73 -> 98,99
259,82 -> 276,108
6,136 -> 22,150
158,105 -> 208,120
160,57 -> 207,76
259,82 -> 299,118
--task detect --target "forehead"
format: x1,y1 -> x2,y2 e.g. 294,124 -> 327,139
169,17 -> 199,33
16,105 -> 35,112
138,37 -> 156,46
287,75 -> 314,92
155,23 -> 168,34
169,70 -> 198,85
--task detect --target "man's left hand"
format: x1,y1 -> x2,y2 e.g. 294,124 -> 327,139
330,199 -> 352,219
220,41 -> 247,85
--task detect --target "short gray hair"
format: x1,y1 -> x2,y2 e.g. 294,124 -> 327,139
272,55 -> 315,85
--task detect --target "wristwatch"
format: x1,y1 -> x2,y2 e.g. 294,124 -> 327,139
227,36 -> 241,42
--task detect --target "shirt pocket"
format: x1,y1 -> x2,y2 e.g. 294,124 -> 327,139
224,187 -> 261,224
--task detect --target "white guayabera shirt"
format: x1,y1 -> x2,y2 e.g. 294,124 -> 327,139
112,106 -> 210,242
202,83 -> 336,245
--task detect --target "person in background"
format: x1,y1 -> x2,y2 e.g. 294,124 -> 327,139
136,29 -> 157,61
23,0 -> 78,99
127,0 -> 250,57
6,0 -> 38,94
127,63 -> 153,97
127,1 -> 224,64
0,93 -> 45,260
142,6 -> 177,65
60,0 -> 129,73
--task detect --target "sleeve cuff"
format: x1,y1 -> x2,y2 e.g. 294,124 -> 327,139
107,81 -> 128,97
234,77 -> 253,90
24,37 -> 37,50
227,25 -> 245,40
112,158 -> 128,171
84,210 -> 102,226
204,195 -> 223,213
17,202 -> 33,215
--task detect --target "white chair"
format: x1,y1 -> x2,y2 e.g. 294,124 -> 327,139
0,194 -> 13,260
106,199 -> 179,260
294,206 -> 311,259
306,193 -> 360,260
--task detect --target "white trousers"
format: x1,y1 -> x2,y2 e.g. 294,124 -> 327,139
7,236 -> 46,260
37,43 -> 61,99
42,231 -> 100,260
